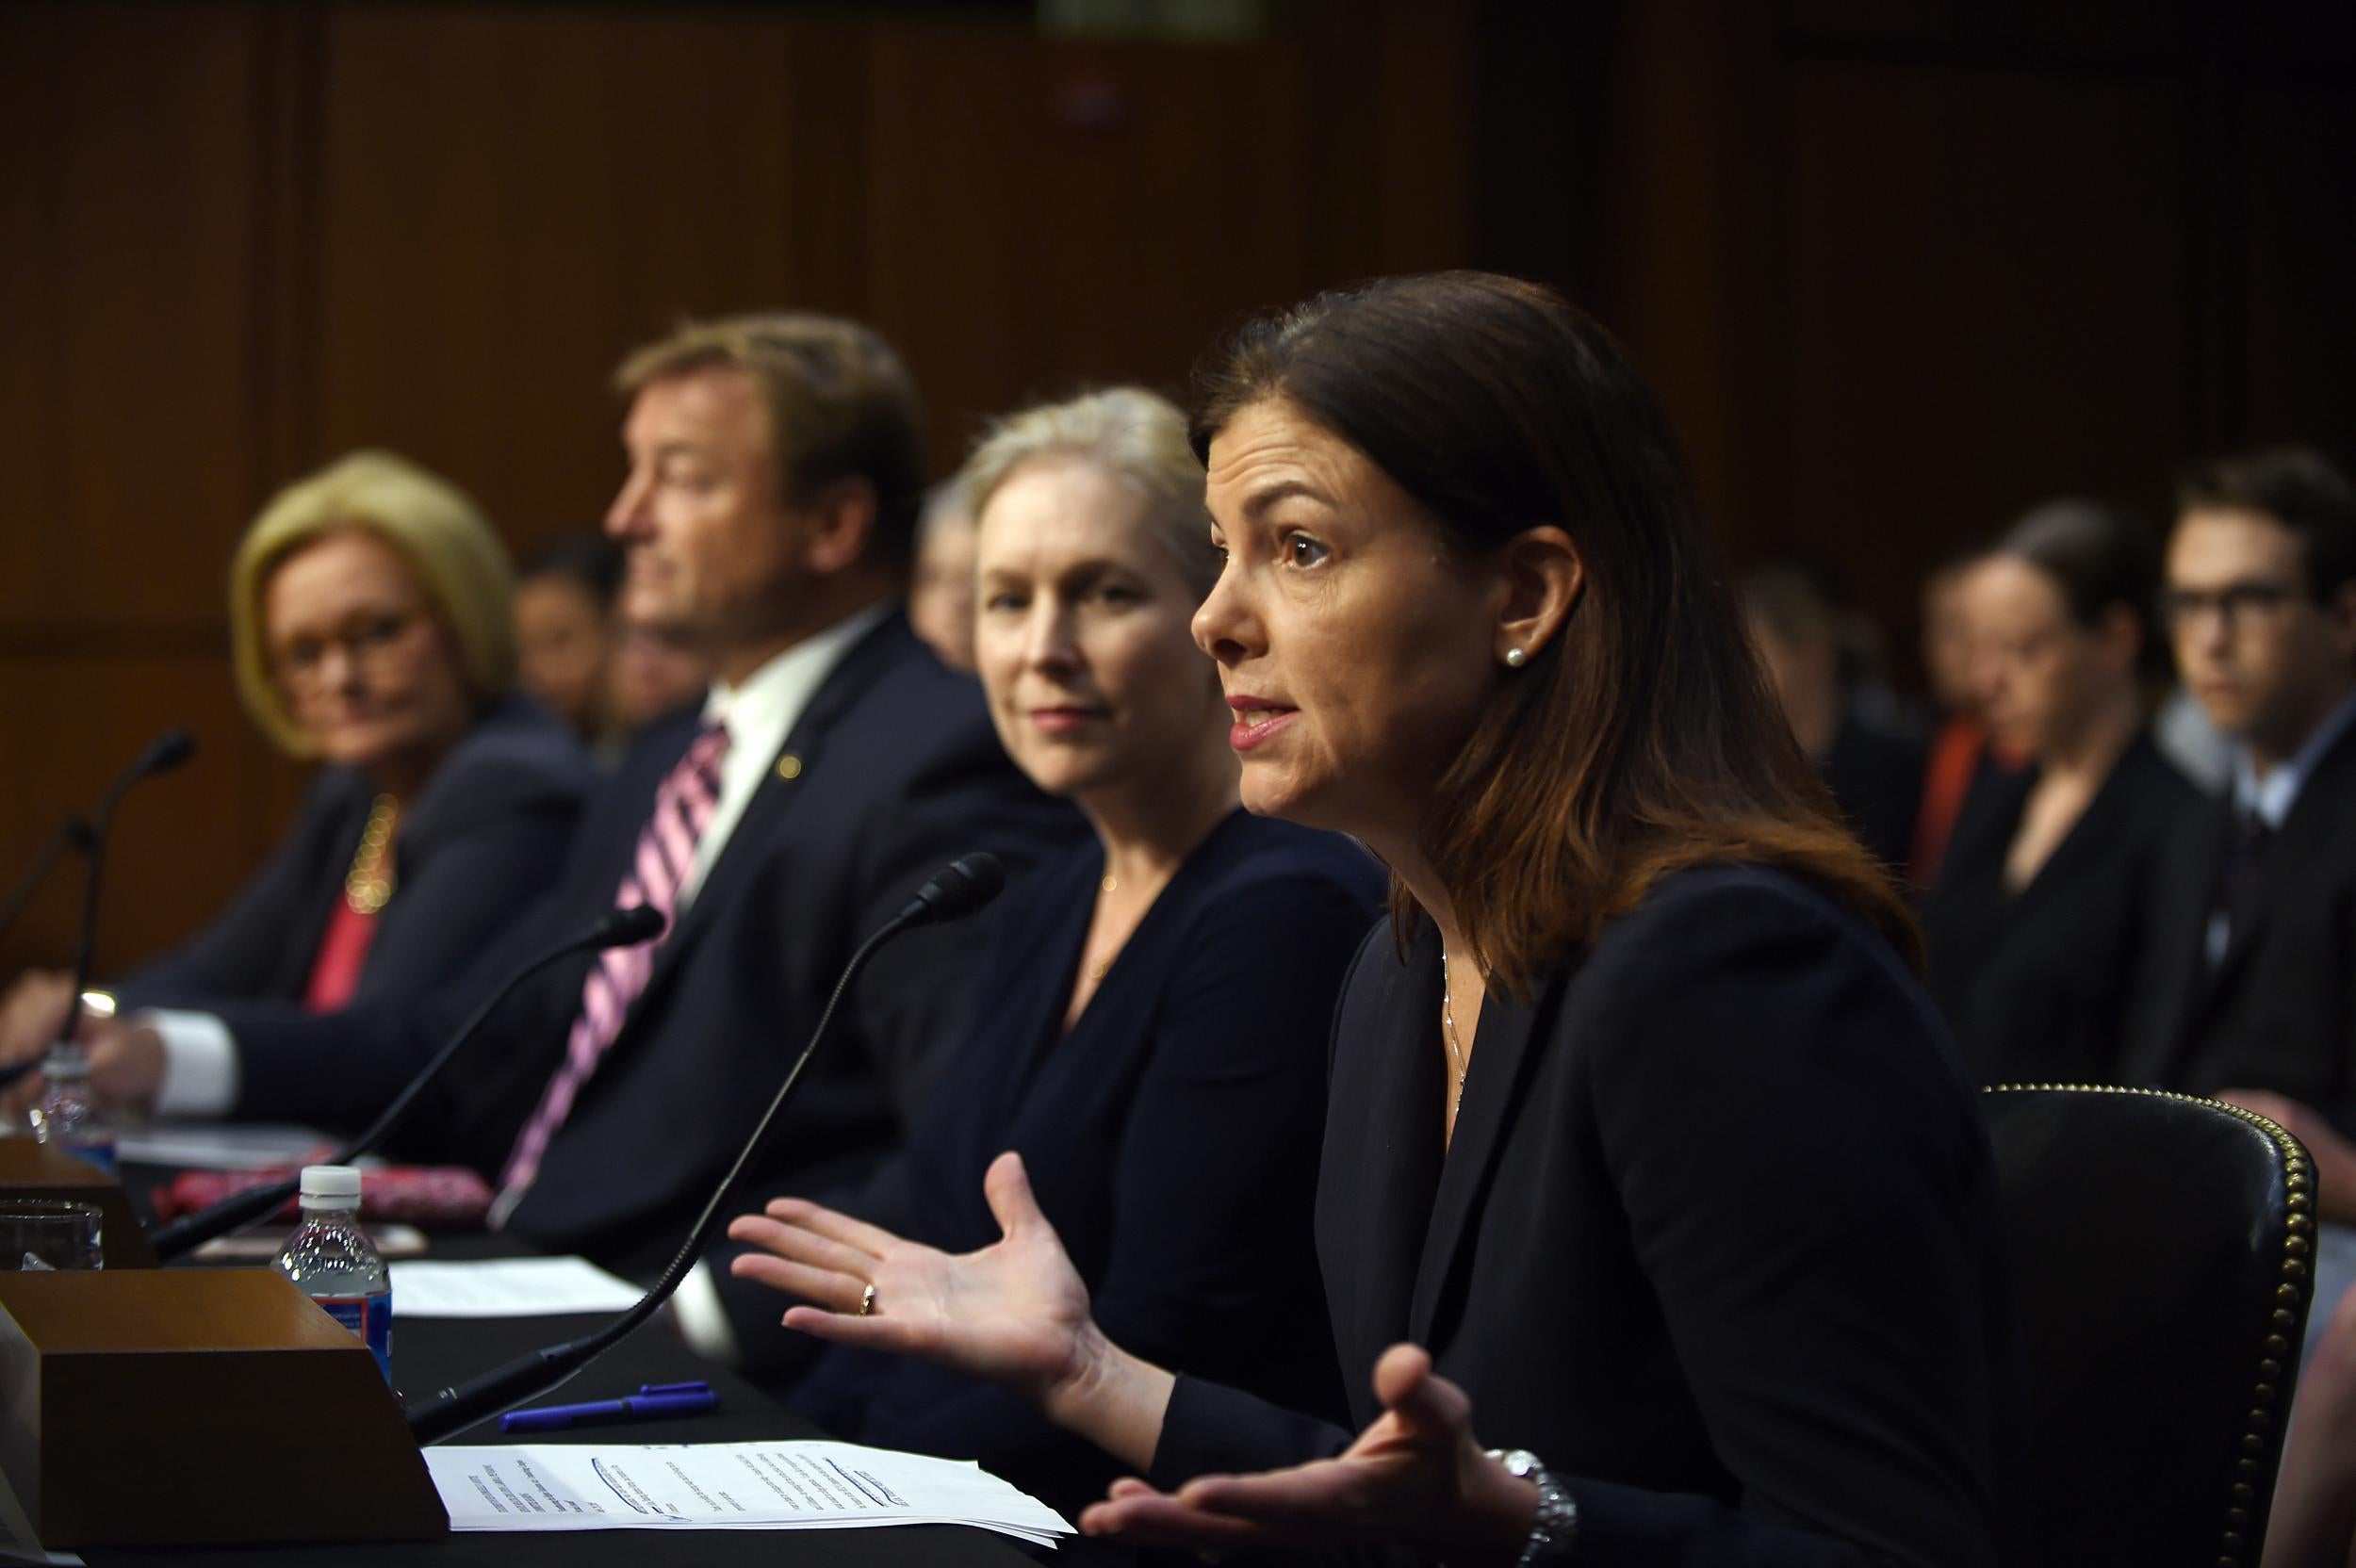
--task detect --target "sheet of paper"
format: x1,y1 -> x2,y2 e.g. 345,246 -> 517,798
114,1122 -> 343,1170
422,1439 -> 1072,1544
388,1256 -> 646,1317
0,1467 -> 81,1565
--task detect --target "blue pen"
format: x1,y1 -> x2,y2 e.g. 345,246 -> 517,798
499,1380 -> 719,1433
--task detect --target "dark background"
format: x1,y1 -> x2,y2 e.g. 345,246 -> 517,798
6,0 -> 2352,975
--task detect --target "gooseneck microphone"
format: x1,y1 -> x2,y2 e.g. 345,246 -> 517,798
404,852 -> 1007,1445
0,817 -> 94,946
147,905 -> 668,1264
57,727 -> 198,1049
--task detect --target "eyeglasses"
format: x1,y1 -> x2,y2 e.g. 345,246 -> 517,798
271,612 -> 424,687
2159,581 -> 2302,633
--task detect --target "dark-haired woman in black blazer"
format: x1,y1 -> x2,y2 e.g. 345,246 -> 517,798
725,388 -> 1382,1519
1924,499 -> 2201,1085
732,277 -> 2021,1565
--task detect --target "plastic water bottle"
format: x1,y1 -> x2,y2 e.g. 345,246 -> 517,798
276,1165 -> 393,1383
29,1043 -> 118,1175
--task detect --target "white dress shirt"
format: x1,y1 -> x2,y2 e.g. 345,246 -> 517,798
2204,687 -> 2356,964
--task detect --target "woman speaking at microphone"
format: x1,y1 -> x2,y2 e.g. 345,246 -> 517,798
730,275 -> 2021,1564
722,387 -> 1383,1517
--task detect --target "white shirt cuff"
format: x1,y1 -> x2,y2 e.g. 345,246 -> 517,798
672,1259 -> 743,1367
141,1009 -> 240,1118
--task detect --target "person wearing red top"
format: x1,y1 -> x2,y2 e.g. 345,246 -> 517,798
0,451 -> 589,1098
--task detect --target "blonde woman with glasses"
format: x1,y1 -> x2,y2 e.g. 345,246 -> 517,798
1,450 -> 590,1111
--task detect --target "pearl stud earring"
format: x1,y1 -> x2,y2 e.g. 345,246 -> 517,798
1504,647 -> 1527,668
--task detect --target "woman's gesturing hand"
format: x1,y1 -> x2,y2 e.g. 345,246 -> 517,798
1075,1343 -> 1538,1564
728,1151 -> 1100,1404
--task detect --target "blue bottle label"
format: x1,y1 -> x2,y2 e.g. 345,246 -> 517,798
314,1292 -> 394,1382
63,1137 -> 117,1176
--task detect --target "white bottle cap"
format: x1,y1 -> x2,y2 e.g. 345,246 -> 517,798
299,1165 -> 363,1205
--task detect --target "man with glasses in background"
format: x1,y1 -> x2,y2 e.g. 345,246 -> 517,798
2127,445 -> 2356,1361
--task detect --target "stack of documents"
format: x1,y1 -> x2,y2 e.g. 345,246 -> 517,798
424,1439 -> 1074,1547
390,1255 -> 646,1317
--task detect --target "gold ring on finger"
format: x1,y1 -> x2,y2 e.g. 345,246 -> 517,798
858,1282 -> 877,1316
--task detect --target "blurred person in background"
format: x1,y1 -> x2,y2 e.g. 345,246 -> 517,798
1743,560 -> 1926,877
2126,445 -> 2356,1365
1921,500 -> 2197,1085
515,534 -> 624,754
723,386 -> 1382,1517
606,619 -> 712,738
1911,541 -> 2016,885
908,480 -> 978,672
0,450 -> 590,1081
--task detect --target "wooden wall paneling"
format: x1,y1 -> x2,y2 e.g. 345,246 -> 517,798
1591,2 -> 1790,555
1783,60 -> 2195,630
0,659 -> 270,979
310,5 -> 818,557
859,20 -> 1317,472
2234,85 -> 2356,464
0,3 -> 269,630
0,3 -> 300,978
1298,0 -> 1472,285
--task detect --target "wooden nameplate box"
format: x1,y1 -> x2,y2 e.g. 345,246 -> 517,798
0,1266 -> 447,1546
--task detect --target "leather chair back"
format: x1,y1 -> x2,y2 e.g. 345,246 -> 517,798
1984,1084 -> 2313,1567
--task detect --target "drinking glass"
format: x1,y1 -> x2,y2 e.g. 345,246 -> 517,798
0,1200 -> 104,1270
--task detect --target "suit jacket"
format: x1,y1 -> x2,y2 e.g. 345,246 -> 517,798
2124,716 -> 2356,1134
776,811 -> 1383,1517
1823,710 -> 1926,879
220,612 -> 1085,1259
1150,865 -> 2021,1567
1923,732 -> 2201,1085
115,695 -> 590,1012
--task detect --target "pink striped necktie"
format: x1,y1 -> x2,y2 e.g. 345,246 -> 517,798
491,720 -> 731,1224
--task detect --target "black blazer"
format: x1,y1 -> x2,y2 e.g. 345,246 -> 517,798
114,695 -> 590,1012
1823,710 -> 1924,878
2123,715 -> 2356,1134
218,612 -> 1085,1262
1923,732 -> 2201,1085
773,811 -> 1383,1517
1150,865 -> 2021,1567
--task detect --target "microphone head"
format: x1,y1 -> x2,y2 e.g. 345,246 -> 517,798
139,727 -> 197,776
596,906 -> 669,947
904,853 -> 1006,927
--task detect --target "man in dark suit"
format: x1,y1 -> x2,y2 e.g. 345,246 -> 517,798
63,313 -> 1080,1285
2125,445 -> 2356,1359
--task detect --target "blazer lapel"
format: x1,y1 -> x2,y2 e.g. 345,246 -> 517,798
1318,924 -> 1448,1391
1406,965 -> 1558,1348
635,612 -> 914,1006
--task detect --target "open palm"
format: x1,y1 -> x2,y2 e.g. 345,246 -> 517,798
1075,1344 -> 1527,1560
727,1150 -> 1095,1404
